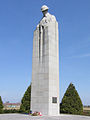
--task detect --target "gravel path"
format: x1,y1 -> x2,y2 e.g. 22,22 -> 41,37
0,114 -> 90,120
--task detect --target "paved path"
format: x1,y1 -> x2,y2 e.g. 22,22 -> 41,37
0,114 -> 90,120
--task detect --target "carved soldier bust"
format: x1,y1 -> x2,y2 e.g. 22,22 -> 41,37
39,5 -> 56,26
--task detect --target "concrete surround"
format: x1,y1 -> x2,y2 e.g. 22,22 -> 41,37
31,5 -> 59,115
0,114 -> 90,120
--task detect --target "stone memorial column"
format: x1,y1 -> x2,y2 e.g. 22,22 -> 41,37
31,5 -> 59,115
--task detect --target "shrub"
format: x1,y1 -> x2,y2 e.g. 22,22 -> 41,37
60,83 -> 83,115
0,96 -> 3,113
3,109 -> 19,113
19,84 -> 31,113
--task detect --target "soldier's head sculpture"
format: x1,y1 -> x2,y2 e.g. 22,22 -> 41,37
41,5 -> 49,17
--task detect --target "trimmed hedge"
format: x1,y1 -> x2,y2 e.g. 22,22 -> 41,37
19,85 -> 31,113
60,83 -> 83,115
0,96 -> 3,113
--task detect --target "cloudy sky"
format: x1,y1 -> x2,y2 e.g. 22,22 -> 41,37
0,0 -> 90,105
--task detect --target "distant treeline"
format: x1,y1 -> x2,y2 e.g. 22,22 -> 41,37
84,106 -> 90,108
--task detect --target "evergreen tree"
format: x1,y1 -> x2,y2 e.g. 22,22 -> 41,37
20,84 -> 31,113
0,96 -> 3,113
60,83 -> 83,115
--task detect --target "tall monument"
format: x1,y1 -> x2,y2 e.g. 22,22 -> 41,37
31,5 -> 59,115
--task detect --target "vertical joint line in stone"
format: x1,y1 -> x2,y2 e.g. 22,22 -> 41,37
40,26 -> 42,63
39,25 -> 41,62
42,26 -> 45,63
55,22 -> 56,51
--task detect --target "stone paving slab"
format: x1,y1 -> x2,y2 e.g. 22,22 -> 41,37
0,114 -> 90,120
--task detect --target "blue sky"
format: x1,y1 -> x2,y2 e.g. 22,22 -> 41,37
0,0 -> 90,105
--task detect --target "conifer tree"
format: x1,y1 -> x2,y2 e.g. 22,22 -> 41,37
0,96 -> 3,113
60,83 -> 83,115
20,84 -> 31,113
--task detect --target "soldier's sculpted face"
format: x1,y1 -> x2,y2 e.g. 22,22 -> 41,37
42,10 -> 48,17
